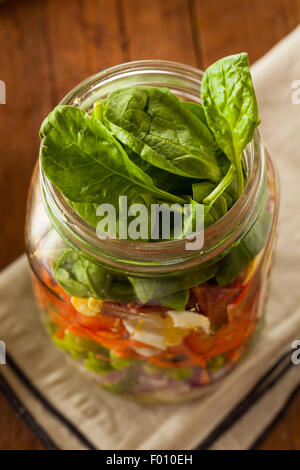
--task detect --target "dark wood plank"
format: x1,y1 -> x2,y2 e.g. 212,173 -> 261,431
42,0 -> 126,103
0,392 -> 45,450
121,0 -> 197,65
0,0 -> 53,271
0,0 -> 56,450
78,0 -> 126,72
192,0 -> 300,66
258,390 -> 300,450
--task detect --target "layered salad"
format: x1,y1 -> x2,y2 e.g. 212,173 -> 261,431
30,53 -> 275,402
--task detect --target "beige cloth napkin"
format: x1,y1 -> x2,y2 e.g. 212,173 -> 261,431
1,27 -> 300,450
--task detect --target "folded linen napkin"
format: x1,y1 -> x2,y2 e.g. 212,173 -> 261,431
0,26 -> 300,450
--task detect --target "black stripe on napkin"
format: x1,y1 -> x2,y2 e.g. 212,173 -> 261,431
5,353 -> 97,450
0,371 -> 59,450
2,349 -> 296,451
195,350 -> 294,449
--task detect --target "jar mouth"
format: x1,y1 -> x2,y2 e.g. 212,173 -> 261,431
40,60 -> 266,274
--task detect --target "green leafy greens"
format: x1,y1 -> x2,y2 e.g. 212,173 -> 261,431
201,53 -> 259,197
52,249 -> 136,302
128,264 -> 216,305
40,105 -> 187,206
40,52 -> 266,310
102,86 -> 221,181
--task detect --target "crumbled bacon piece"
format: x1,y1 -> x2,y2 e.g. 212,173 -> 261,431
189,283 -> 241,330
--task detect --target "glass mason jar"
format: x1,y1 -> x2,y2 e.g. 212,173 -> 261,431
25,61 -> 279,403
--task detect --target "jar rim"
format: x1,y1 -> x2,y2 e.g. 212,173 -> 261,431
40,60 -> 266,274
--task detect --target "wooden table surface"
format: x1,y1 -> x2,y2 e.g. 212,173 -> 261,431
0,0 -> 299,450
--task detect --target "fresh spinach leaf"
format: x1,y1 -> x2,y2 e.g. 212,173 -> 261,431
40,105 -> 185,207
193,181 -> 233,211
53,248 -> 136,301
149,197 -> 206,241
53,247 -> 192,308
92,99 -> 106,122
107,280 -> 136,302
201,53 -> 259,197
128,264 -> 217,305
217,196 -> 228,217
125,144 -> 196,197
53,249 -> 111,298
192,181 -> 215,203
67,190 -> 155,240
41,57 -> 264,302
103,86 -> 221,181
216,150 -> 231,176
181,101 -> 209,127
158,290 -> 190,311
181,103 -> 237,207
67,199 -> 100,227
202,163 -> 236,206
192,176 -> 234,226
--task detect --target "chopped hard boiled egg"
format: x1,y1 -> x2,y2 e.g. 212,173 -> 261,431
124,311 -> 210,351
71,297 -> 103,316
124,316 -> 168,350
166,310 -> 210,334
